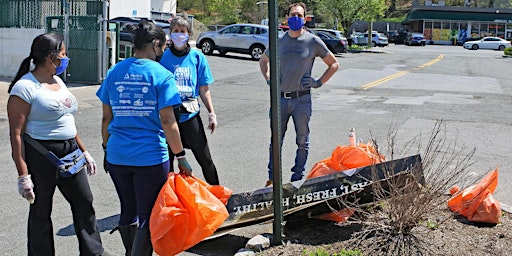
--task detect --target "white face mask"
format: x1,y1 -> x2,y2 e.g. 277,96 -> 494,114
170,33 -> 189,48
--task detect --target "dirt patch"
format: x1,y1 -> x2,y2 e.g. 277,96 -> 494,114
258,200 -> 512,256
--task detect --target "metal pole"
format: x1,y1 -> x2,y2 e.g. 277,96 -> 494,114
267,0 -> 283,246
99,0 -> 109,81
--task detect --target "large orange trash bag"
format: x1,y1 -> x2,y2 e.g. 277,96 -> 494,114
150,173 -> 232,256
307,143 -> 385,179
447,168 -> 501,224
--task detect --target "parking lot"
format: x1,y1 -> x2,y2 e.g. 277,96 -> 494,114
1,43 -> 511,255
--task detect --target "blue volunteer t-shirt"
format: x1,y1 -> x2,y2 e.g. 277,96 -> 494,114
96,57 -> 181,166
160,48 -> 214,123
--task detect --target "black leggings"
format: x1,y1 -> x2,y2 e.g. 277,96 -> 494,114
24,138 -> 103,256
170,113 -> 219,185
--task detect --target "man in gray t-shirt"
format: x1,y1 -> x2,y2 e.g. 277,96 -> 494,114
259,2 -> 339,186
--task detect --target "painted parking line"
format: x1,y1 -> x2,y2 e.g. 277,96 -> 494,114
359,54 -> 444,90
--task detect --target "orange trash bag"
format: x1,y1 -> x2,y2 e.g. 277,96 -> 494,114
447,168 -> 501,224
150,173 -> 232,256
307,143 -> 385,179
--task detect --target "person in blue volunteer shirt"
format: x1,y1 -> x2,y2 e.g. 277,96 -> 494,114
259,2 -> 339,186
96,20 -> 192,256
160,16 -> 220,185
7,32 -> 109,255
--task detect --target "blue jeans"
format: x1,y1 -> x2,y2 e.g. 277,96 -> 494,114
268,93 -> 312,181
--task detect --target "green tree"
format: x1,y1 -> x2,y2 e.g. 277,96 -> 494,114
321,0 -> 387,37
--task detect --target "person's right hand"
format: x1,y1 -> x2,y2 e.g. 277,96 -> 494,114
18,175 -> 35,204
177,157 -> 192,176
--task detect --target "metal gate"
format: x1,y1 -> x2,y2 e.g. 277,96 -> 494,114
1,0 -> 106,84
47,15 -> 102,83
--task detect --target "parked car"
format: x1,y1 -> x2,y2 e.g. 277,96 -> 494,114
349,32 -> 364,46
355,31 -> 388,47
196,23 -> 269,60
463,37 -> 511,50
308,30 -> 347,54
311,28 -> 349,44
385,31 -> 399,43
108,17 -> 170,58
456,37 -> 483,46
405,32 -> 426,46
394,31 -> 408,44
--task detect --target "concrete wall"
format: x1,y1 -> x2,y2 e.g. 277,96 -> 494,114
0,28 -> 45,79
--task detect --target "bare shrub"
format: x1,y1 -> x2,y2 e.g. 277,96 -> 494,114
330,120 -> 482,255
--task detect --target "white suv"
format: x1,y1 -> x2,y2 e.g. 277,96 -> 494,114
355,31 -> 389,47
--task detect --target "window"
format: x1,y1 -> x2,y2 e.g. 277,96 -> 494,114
222,26 -> 241,34
241,26 -> 254,35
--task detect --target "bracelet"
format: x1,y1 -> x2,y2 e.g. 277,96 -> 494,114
102,144 -> 106,151
175,150 -> 186,157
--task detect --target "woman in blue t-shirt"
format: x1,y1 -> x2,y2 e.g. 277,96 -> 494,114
160,16 -> 220,185
96,20 -> 192,256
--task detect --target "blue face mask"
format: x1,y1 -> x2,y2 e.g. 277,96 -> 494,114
287,16 -> 304,31
53,57 -> 69,75
170,33 -> 189,48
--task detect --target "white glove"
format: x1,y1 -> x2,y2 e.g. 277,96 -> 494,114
18,175 -> 35,204
83,151 -> 97,175
208,113 -> 217,134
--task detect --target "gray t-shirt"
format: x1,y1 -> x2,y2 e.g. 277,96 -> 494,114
10,72 -> 78,140
265,31 -> 329,92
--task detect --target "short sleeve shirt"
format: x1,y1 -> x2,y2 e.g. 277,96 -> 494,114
265,31 -> 329,92
160,48 -> 214,122
96,58 -> 181,166
9,72 -> 78,140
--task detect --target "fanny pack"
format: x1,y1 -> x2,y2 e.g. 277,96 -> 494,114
180,98 -> 200,113
23,134 -> 87,177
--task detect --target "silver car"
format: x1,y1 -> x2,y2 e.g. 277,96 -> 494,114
196,23 -> 269,60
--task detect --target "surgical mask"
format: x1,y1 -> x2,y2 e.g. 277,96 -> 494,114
52,57 -> 69,75
170,33 -> 189,48
287,16 -> 304,31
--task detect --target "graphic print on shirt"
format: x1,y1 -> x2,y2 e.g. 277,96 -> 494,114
111,72 -> 154,117
174,66 -> 194,98
47,93 -> 77,114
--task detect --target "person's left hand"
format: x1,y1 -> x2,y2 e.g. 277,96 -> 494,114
177,157 -> 192,176
208,112 -> 217,134
83,151 -> 97,175
301,75 -> 323,88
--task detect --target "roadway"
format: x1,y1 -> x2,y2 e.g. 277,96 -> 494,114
0,44 -> 511,255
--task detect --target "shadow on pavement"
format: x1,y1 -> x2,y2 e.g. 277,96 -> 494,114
57,214 -> 120,236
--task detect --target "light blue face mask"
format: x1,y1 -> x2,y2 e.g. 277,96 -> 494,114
53,57 -> 69,75
170,33 -> 189,48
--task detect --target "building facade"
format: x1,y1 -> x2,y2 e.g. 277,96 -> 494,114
403,4 -> 512,45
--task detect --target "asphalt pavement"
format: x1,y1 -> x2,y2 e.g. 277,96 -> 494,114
1,44 -> 512,255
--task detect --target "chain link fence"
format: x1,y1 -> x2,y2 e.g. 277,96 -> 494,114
0,0 -> 102,29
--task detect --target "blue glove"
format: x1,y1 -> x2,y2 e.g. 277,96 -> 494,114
177,157 -> 192,176
301,76 -> 322,88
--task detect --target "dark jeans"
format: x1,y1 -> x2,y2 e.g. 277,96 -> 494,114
170,113 -> 219,185
24,138 -> 103,256
108,161 -> 169,228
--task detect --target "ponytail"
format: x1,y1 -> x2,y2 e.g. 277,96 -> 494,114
8,56 -> 32,93
7,32 -> 63,93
